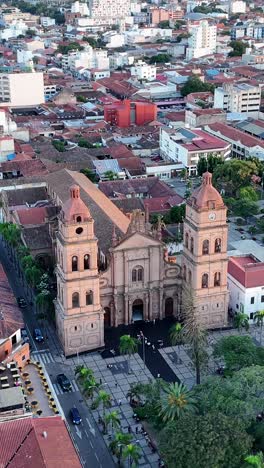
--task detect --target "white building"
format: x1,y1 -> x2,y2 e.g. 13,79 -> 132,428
71,1 -> 90,16
109,52 -> 135,69
159,126 -> 231,175
103,32 -> 125,48
228,255 -> 264,321
88,0 -> 131,23
125,27 -> 172,45
17,49 -> 33,65
214,83 -> 261,114
131,60 -> 156,81
63,47 -> 109,72
230,0 -> 246,14
0,72 -> 45,107
40,17 -> 56,27
0,20 -> 28,40
186,21 -> 217,60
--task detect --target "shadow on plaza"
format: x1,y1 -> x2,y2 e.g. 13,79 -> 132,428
103,317 -> 180,383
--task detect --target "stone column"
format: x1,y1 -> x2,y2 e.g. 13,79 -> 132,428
124,295 -> 129,325
145,294 -> 149,321
128,299 -> 132,324
159,289 -> 164,320
149,290 -> 153,320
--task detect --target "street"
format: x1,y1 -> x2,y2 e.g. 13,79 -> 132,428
0,238 -> 114,468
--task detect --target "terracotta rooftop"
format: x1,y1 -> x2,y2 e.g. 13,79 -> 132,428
189,172 -> 224,211
0,263 -> 24,340
205,123 -> 264,149
0,416 -> 81,468
99,177 -> 175,199
228,256 -> 264,288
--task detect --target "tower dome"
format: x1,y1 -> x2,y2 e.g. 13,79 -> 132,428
189,172 -> 224,210
62,185 -> 91,223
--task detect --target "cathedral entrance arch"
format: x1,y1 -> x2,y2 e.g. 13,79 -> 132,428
104,307 -> 111,328
132,299 -> 143,322
165,298 -> 173,317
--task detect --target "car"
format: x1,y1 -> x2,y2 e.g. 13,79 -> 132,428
21,327 -> 29,343
17,297 -> 27,308
57,373 -> 72,392
70,407 -> 82,425
33,328 -> 44,343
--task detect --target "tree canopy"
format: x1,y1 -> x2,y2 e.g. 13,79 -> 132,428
229,40 -> 247,57
213,335 -> 263,372
181,76 -> 215,97
213,159 -> 258,197
149,54 -> 171,64
197,154 -> 224,176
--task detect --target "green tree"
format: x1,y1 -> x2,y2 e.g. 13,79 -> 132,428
149,54 -> 171,64
240,186 -> 259,201
80,168 -> 96,182
109,431 -> 133,463
78,138 -> 94,148
229,40 -> 247,57
36,290 -> 52,317
169,204 -> 186,223
52,140 -> 66,152
119,335 -> 138,374
213,335 -> 260,372
169,322 -> 183,346
182,287 -> 209,384
82,376 -> 100,401
82,36 -> 97,47
159,412 -> 252,468
25,265 -> 42,289
122,443 -> 141,468
234,312 -> 250,331
21,255 -> 35,270
254,310 -> 264,345
232,199 -> 259,219
104,170 -> 119,181
158,20 -> 170,28
245,453 -> 264,468
213,159 -> 258,197
197,154 -> 224,176
75,365 -> 94,383
181,76 -> 215,97
92,390 -> 112,418
57,42 -> 84,54
104,410 -> 121,434
159,382 -> 197,422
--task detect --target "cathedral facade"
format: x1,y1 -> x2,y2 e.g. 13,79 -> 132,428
54,172 -> 229,356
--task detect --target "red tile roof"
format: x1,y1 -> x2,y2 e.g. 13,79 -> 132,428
181,129 -> 229,152
0,416 -> 81,468
17,207 -> 48,226
206,123 -> 264,149
228,256 -> 264,288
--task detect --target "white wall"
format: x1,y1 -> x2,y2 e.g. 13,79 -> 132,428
228,274 -> 264,320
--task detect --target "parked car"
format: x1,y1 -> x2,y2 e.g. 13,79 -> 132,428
33,328 -> 44,343
21,327 -> 29,343
57,373 -> 72,392
70,407 -> 82,425
17,297 -> 27,308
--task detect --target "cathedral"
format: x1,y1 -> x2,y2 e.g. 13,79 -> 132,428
54,172 -> 229,356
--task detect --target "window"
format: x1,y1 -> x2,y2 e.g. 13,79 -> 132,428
250,297 -> 255,304
250,312 -> 254,320
22,355 -> 26,361
74,326 -> 77,331
76,216 -> 82,223
132,267 -> 144,282
84,254 -> 90,270
202,240 -> 209,255
190,237 -> 194,254
202,273 -> 208,288
86,291 -> 93,305
214,272 -> 221,287
72,256 -> 78,272
72,292 -> 79,308
261,295 -> 264,303
215,238 -> 221,253
185,232 -> 189,249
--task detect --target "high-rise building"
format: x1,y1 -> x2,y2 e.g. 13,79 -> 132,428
182,172 -> 229,328
186,20 -> 217,60
0,72 -> 44,107
214,83 -> 261,114
88,0 -> 131,23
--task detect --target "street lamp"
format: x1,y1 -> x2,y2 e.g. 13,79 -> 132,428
69,346 -> 81,365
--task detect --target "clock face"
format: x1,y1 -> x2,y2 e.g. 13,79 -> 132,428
208,212 -> 216,221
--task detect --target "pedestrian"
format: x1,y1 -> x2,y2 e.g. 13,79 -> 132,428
135,426 -> 138,434
99,378 -> 102,384
118,399 -> 122,406
152,344 -> 155,351
128,425 -> 131,433
157,373 -> 160,378
115,382 -> 118,388
153,319 -> 156,326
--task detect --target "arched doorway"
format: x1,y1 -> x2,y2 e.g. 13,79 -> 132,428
132,299 -> 143,322
104,307 -> 111,328
165,298 -> 173,317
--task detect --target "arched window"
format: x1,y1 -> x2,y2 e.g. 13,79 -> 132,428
202,273 -> 208,289
188,270 -> 192,284
185,232 -> 189,249
214,272 -> 221,287
132,267 -> 144,282
215,238 -> 221,253
72,292 -> 79,308
86,290 -> 93,305
72,256 -> 78,272
76,216 -> 82,223
84,254 -> 90,270
183,265 -> 186,281
202,240 -> 209,255
190,237 -> 194,253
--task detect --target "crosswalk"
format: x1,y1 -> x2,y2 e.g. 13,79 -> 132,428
53,379 -> 79,396
31,351 -> 55,365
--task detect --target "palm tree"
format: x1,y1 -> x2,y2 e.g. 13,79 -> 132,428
109,431 -> 133,463
159,382 -> 197,422
36,290 -> 51,316
17,245 -> 30,259
234,312 -> 250,332
82,377 -> 100,401
181,287 -> 208,385
245,452 -> 264,468
92,390 -> 112,419
119,335 -> 138,374
254,310 -> 264,345
21,255 -> 35,270
170,322 -> 183,346
122,443 -> 141,468
127,382 -> 147,406
25,265 -> 42,290
75,366 -> 94,384
104,410 -> 120,435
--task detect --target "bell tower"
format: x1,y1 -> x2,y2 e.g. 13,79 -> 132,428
182,172 -> 229,328
55,185 -> 104,356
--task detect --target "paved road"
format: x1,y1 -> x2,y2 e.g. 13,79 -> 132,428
0,239 -> 114,468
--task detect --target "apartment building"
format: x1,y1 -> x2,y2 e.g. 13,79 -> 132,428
131,61 -> 156,82
186,21 -> 217,60
0,72 -> 45,107
88,0 -> 131,23
214,83 -> 261,114
160,127 -> 231,175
